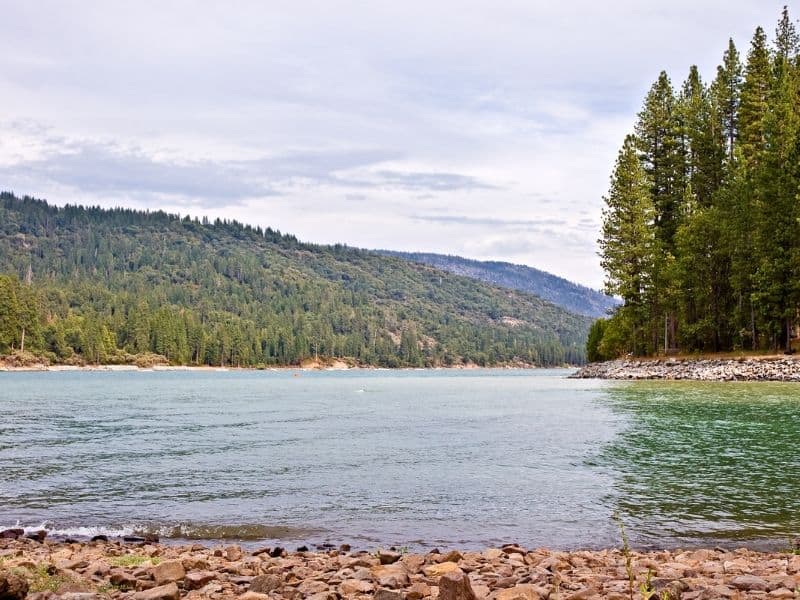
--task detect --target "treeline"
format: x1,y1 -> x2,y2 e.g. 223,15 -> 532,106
0,193 -> 589,368
592,8 -> 800,360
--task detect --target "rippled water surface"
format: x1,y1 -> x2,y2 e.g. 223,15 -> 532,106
1,370 -> 799,549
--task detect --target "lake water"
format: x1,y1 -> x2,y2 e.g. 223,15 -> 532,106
2,369 -> 799,550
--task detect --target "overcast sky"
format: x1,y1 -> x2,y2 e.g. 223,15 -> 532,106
0,1 -> 791,287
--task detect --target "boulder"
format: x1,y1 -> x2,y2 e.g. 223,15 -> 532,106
730,575 -> 769,591
424,561 -> 463,578
185,570 -> 217,589
0,529 -> 23,540
109,569 -> 138,589
0,572 -> 29,599
226,545 -> 244,561
132,582 -> 180,600
151,559 -> 185,584
371,564 -> 410,588
378,550 -> 402,565
483,548 -> 504,561
239,593 -> 270,600
400,554 -> 425,574
406,581 -> 432,600
339,578 -> 374,595
438,571 -> 477,600
496,584 -> 541,600
249,573 -> 283,593
374,589 -> 404,600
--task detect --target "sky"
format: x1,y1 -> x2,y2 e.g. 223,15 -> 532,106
0,1 -> 792,288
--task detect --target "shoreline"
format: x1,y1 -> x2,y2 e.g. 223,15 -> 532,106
2,536 -> 799,600
572,355 -> 800,381
0,363 -> 572,374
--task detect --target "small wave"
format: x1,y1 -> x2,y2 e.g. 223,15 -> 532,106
3,521 -> 320,542
4,521 -> 137,538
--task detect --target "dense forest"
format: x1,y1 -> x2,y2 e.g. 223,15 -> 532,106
378,251 -> 619,318
591,7 -> 800,360
0,193 -> 591,368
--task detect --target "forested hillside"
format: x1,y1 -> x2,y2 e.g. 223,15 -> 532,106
378,251 -> 618,318
592,8 -> 800,359
0,193 -> 590,368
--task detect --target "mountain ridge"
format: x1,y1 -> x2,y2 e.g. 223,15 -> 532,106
0,192 -> 591,367
375,251 -> 618,318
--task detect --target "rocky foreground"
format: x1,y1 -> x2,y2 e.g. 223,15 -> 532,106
2,536 -> 800,600
571,356 -> 800,381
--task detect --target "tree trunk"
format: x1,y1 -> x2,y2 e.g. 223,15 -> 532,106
20,327 -> 25,353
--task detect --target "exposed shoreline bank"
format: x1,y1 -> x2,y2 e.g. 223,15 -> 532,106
2,535 -> 799,600
572,355 -> 800,381
0,362 -> 564,373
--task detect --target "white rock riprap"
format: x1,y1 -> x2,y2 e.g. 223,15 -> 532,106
572,356 -> 800,381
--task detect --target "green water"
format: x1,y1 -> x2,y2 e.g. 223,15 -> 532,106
599,381 -> 800,547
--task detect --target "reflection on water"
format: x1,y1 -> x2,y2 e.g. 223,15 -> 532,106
598,381 -> 800,547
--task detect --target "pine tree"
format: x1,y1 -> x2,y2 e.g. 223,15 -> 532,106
635,72 -> 684,249
739,27 -> 773,167
599,136 -> 657,354
753,11 -> 800,351
710,39 -> 743,172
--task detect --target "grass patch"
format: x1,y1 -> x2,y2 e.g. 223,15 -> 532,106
14,563 -> 76,593
108,554 -> 160,567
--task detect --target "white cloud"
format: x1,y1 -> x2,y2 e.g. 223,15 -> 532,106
0,0 -> 791,287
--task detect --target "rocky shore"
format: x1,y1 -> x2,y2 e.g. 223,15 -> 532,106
2,534 -> 800,600
571,356 -> 800,381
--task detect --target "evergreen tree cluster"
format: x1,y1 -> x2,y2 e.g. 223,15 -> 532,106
593,8 -> 800,359
0,193 -> 590,368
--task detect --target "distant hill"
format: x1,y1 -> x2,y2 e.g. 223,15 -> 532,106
0,193 -> 592,367
376,251 -> 618,318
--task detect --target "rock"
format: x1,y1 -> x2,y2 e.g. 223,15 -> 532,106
239,593 -> 270,600
483,548 -> 504,560
109,569 -> 138,589
371,564 -> 410,588
60,595 -> 101,600
770,588 -> 796,599
566,587 -> 596,600
90,535 -> 108,542
400,553 -> 426,574
0,529 -> 24,540
306,593 -> 337,600
269,546 -> 285,558
496,584 -> 541,600
226,545 -> 244,561
438,571 -> 478,600
407,582 -> 432,600
378,550 -> 402,564
249,574 -> 282,593
340,578 -> 374,595
442,550 -> 464,563
652,577 -> 689,599
424,561 -> 463,578
25,530 -> 47,543
374,589 -> 404,600
697,585 -> 737,599
151,559 -> 186,584
730,574 -> 769,591
0,572 -> 29,599
298,580 -> 330,595
132,582 -> 180,600
185,570 -> 217,589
